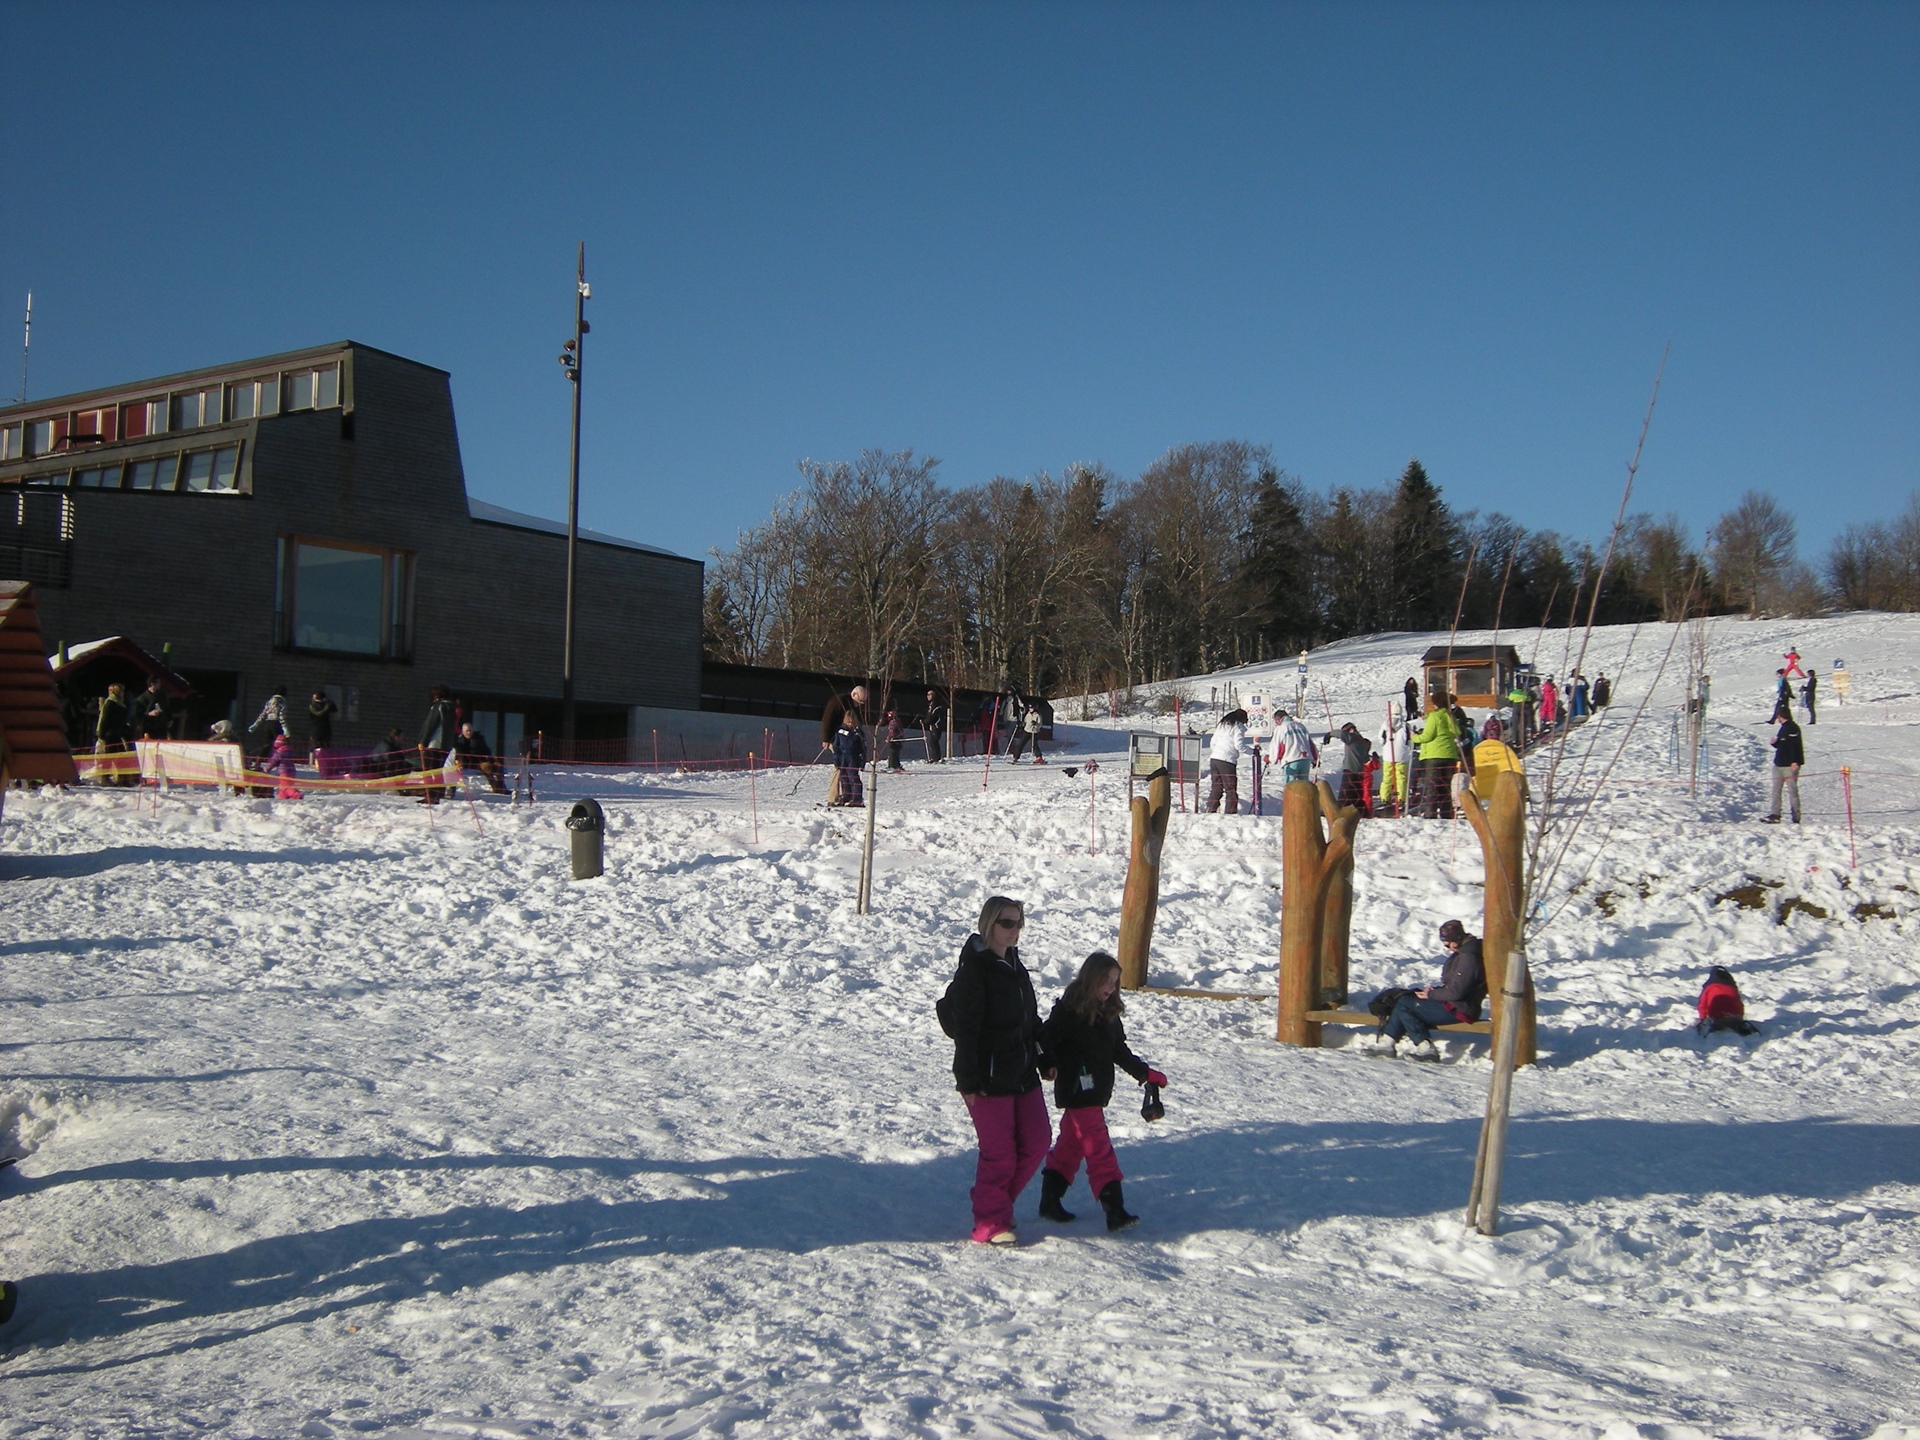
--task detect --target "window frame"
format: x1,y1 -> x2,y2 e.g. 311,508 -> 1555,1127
274,534 -> 416,660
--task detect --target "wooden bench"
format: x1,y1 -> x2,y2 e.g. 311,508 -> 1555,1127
1306,1008 -> 1494,1036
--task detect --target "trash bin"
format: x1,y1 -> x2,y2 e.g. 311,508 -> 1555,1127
565,798 -> 605,880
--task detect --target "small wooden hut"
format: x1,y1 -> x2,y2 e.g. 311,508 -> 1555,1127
0,581 -> 79,786
1420,644 -> 1522,713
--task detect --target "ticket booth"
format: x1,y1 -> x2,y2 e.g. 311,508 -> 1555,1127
1420,644 -> 1522,713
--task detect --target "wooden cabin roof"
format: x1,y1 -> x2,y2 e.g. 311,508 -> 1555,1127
0,582 -> 80,784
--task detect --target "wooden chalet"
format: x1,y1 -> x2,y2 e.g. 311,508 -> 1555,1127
1420,644 -> 1523,712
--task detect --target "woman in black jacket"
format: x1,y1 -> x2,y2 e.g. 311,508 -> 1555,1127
1037,952 -> 1166,1230
945,895 -> 1051,1245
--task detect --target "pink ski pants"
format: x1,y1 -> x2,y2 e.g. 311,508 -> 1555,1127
1045,1105 -> 1123,1197
963,1088 -> 1051,1238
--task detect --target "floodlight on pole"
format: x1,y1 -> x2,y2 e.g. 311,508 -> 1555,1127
559,243 -> 589,743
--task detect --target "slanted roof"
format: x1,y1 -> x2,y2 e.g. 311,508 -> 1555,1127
0,582 -> 79,784
1420,644 -> 1521,666
53,636 -> 196,699
468,499 -> 692,562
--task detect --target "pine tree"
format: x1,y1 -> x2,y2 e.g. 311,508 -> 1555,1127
1387,459 -> 1458,630
1238,467 -> 1317,654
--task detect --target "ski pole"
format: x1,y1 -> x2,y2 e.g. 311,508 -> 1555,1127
789,745 -> 829,796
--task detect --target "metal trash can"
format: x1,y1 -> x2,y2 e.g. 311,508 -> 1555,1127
565,798 -> 605,880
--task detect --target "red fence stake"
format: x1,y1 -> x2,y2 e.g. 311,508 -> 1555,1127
1842,765 -> 1856,868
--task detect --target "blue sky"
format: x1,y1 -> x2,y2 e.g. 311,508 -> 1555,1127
2,3 -> 1915,568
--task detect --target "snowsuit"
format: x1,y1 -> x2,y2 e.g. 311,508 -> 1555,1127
1767,717 -> 1803,823
946,935 -> 1051,1241
832,720 -> 867,806
1470,738 -> 1524,802
1382,936 -> 1487,1044
1376,716 -> 1411,815
1571,678 -> 1590,719
1539,682 -> 1559,730
1592,675 -> 1612,708
1783,650 -> 1804,679
1697,967 -> 1758,1036
1206,720 -> 1248,814
267,734 -> 302,800
1040,1000 -> 1152,1203
885,712 -> 905,772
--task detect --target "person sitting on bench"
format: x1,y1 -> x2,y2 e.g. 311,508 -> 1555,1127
1370,919 -> 1487,1061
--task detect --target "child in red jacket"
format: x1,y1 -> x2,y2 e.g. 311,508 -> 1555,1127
1697,966 -> 1758,1036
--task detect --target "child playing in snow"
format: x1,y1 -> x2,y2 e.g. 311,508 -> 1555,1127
267,732 -> 302,800
1037,952 -> 1166,1231
1696,966 -> 1758,1036
831,711 -> 866,806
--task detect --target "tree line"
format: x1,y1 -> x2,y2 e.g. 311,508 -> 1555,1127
701,441 -> 1912,697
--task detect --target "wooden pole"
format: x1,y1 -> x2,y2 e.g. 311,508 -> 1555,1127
1455,769 -> 1536,1066
856,752 -> 879,914
1315,780 -> 1361,1007
1275,779 -> 1352,1046
1116,769 -> 1172,989
1467,942 -> 1533,1235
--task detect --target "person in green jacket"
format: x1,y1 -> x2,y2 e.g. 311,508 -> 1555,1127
1412,695 -> 1460,818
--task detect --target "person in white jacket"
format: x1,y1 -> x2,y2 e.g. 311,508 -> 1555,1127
1205,708 -> 1252,814
1266,708 -> 1317,785
1377,706 -> 1412,817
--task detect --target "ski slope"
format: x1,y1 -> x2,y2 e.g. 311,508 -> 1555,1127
0,613 -> 1915,1438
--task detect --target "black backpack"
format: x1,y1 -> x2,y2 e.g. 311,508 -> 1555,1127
936,965 -> 965,1038
1368,986 -> 1416,1018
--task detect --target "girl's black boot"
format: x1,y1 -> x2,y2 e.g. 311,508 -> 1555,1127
1038,1169 -> 1076,1222
1099,1181 -> 1139,1231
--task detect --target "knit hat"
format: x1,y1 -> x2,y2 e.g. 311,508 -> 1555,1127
1438,919 -> 1467,943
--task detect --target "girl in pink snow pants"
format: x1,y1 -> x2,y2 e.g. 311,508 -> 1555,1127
1037,952 -> 1166,1231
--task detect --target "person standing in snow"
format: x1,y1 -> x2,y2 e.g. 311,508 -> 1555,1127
1800,671 -> 1817,726
307,690 -> 338,753
884,709 -> 906,773
418,684 -> 458,805
820,684 -> 870,804
132,677 -> 173,741
1570,673 -> 1591,720
1376,707 -> 1412,817
251,684 -> 291,749
1763,714 -> 1803,824
1368,919 -> 1486,1060
1538,677 -> 1560,733
1036,952 -> 1166,1232
921,689 -> 947,763
832,710 -> 867,806
1591,673 -> 1612,709
1770,670 -> 1792,723
1206,709 -> 1251,814
1411,696 -> 1461,819
1403,676 -> 1420,720
1783,647 -> 1804,679
1321,722 -> 1371,810
266,732 -> 302,800
945,896 -> 1052,1245
1267,707 -> 1316,785
1007,700 -> 1046,763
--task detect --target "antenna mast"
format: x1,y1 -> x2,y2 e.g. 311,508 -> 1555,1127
16,293 -> 29,403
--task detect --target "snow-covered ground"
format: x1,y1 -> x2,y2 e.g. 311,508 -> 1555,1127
2,614 -> 1917,1438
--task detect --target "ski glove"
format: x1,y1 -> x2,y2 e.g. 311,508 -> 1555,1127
1145,1069 -> 1168,1088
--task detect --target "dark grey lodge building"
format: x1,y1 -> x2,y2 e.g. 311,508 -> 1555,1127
0,342 -> 701,750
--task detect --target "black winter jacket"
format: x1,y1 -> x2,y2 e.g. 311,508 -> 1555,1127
947,937 -> 1047,1096
1431,935 -> 1488,1019
1043,999 -> 1150,1109
1772,719 -> 1804,767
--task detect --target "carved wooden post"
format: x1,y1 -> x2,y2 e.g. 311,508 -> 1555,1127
1117,769 -> 1172,989
1315,781 -> 1361,1007
1276,780 -> 1353,1045
1456,769 -> 1536,1066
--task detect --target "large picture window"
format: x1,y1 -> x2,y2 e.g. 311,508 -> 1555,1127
274,537 -> 414,659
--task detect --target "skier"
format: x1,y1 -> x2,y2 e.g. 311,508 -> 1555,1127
921,689 -> 946,763
1367,919 -> 1486,1061
1205,708 -> 1250,814
941,896 -> 1051,1246
1800,671 -> 1817,726
1036,952 -> 1166,1232
1266,707 -> 1316,785
1762,713 -> 1803,824
1770,671 -> 1792,723
1570,673 -> 1591,720
1539,678 -> 1560,733
267,732 -> 302,800
1403,676 -> 1420,720
884,709 -> 906,772
1469,719 -> 1525,802
1321,722 -> 1371,810
1376,706 -> 1412,817
820,684 -> 869,804
1411,696 -> 1460,819
1591,672 -> 1612,708
832,709 -> 867,807
1783,647 -> 1804,679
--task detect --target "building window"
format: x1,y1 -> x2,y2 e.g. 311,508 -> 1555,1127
170,387 -> 222,430
0,491 -> 74,589
120,398 -> 165,439
127,455 -> 179,492
70,407 -> 116,445
74,464 -> 122,489
283,364 -> 340,412
181,446 -> 240,493
226,376 -> 279,421
276,536 -> 414,658
27,418 -> 65,456
0,425 -> 19,461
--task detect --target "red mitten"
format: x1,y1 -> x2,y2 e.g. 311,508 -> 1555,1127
1146,1069 -> 1168,1088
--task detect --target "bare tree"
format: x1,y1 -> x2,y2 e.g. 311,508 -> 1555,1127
800,449 -> 947,680
1708,491 -> 1798,617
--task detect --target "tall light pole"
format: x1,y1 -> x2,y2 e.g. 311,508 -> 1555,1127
559,243 -> 590,744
